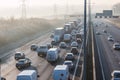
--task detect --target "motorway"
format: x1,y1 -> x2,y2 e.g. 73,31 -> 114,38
1,27 -> 83,80
93,19 -> 120,80
3,18 -> 120,80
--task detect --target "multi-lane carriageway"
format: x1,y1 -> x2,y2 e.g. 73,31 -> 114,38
1,19 -> 120,80
1,23 -> 84,80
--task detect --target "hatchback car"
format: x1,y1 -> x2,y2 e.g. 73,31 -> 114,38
76,38 -> 82,43
14,52 -> 25,60
96,32 -> 100,35
59,42 -> 67,48
63,60 -> 74,71
30,44 -> 38,51
1,77 -> 6,80
107,36 -> 114,41
103,30 -> 107,33
71,47 -> 79,54
16,58 -> 31,69
113,42 -> 120,50
64,53 -> 75,61
71,41 -> 78,47
111,70 -> 120,80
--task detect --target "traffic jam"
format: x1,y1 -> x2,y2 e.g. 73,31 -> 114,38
13,19 -> 84,80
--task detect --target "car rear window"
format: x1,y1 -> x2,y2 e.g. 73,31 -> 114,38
114,73 -> 120,78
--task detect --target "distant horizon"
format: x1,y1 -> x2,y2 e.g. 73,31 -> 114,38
0,4 -> 115,19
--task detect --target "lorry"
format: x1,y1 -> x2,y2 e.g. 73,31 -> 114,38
54,27 -> 64,43
52,65 -> 70,80
16,70 -> 38,80
46,48 -> 59,63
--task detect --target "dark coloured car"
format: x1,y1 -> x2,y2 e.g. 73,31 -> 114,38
51,39 -> 56,45
76,38 -> 82,43
71,47 -> 79,54
14,52 -> 25,60
1,77 -> 6,80
59,42 -> 67,48
30,44 -> 38,51
16,58 -> 31,69
64,53 -> 75,61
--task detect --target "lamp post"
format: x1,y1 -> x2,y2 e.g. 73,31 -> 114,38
0,59 -> 1,80
83,0 -> 87,80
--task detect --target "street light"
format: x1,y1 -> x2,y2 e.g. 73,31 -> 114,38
83,0 -> 87,80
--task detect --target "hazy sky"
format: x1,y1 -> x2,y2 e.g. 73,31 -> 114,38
0,0 -> 119,6
0,0 -> 119,18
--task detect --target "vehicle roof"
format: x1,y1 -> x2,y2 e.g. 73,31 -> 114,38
66,53 -> 73,55
60,42 -> 66,44
64,34 -> 71,36
56,27 -> 64,30
48,48 -> 58,51
16,52 -> 24,54
65,24 -> 71,26
72,41 -> 77,43
18,70 -> 36,76
114,42 -> 120,45
54,65 -> 68,70
64,60 -> 72,63
18,59 -> 26,62
113,70 -> 120,73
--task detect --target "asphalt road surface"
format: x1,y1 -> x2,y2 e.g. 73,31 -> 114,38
93,19 -> 120,80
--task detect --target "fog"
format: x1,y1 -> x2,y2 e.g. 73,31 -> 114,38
0,0 -> 119,18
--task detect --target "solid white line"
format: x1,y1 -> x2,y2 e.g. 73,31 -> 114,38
95,31 -> 106,80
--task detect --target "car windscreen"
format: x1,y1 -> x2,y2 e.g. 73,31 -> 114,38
15,54 -> 21,57
114,73 -> 120,78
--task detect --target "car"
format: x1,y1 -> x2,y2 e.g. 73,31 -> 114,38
51,39 -> 56,45
96,31 -> 100,35
47,43 -> 53,49
14,52 -> 25,60
37,45 -> 49,57
30,44 -> 38,51
16,58 -> 31,69
63,60 -> 74,71
59,42 -> 67,48
76,38 -> 82,43
71,41 -> 78,47
113,42 -> 120,50
103,30 -> 107,33
111,70 -> 120,80
1,77 -> 6,80
71,47 -> 79,54
64,53 -> 75,61
107,36 -> 114,41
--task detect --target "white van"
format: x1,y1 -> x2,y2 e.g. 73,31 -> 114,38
64,34 -> 71,42
16,70 -> 38,80
46,48 -> 59,62
53,65 -> 70,80
111,70 -> 120,80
